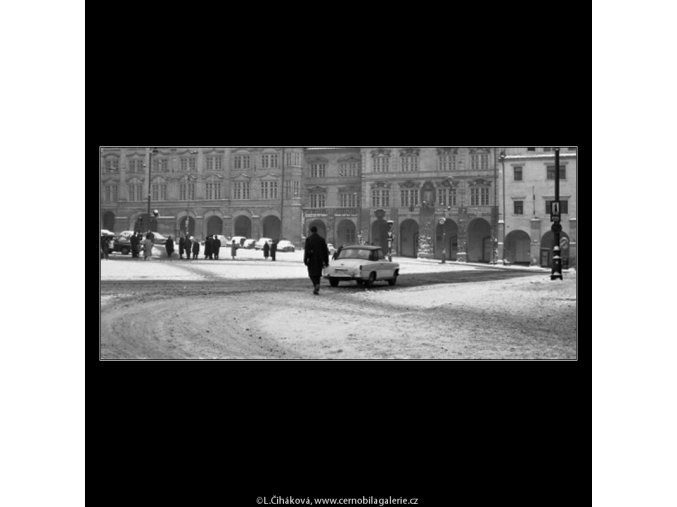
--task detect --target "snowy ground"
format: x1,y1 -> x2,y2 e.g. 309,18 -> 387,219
100,250 -> 577,360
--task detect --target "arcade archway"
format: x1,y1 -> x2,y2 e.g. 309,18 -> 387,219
336,219 -> 356,247
435,219 -> 458,260
262,215 -> 282,240
206,216 -> 223,236
467,218 -> 492,263
399,219 -> 419,258
540,230 -> 570,268
234,215 -> 252,238
308,220 -> 327,239
504,230 -> 531,265
371,219 -> 388,252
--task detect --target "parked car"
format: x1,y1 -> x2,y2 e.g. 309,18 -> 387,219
255,237 -> 273,250
242,239 -> 256,249
276,240 -> 295,252
101,229 -> 115,255
323,245 -> 399,287
113,230 -> 136,255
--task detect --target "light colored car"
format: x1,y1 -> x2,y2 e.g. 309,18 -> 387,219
242,239 -> 256,249
255,237 -> 273,250
323,245 -> 400,287
276,240 -> 295,252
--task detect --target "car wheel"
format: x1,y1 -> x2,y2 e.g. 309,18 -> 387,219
388,274 -> 398,286
121,247 -> 130,255
366,272 -> 376,287
329,278 -> 339,287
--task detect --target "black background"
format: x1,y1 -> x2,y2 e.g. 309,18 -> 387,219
89,6 -> 589,504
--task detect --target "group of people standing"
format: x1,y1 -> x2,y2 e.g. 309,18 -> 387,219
129,232 -> 157,261
262,240 -> 278,262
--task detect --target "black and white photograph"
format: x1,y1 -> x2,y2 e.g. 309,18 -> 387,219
99,146 -> 577,360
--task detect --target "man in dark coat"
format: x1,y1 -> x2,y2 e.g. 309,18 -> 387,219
183,236 -> 191,260
178,235 -> 185,259
213,236 -> 221,260
165,235 -> 175,260
130,233 -> 140,258
270,240 -> 277,261
204,235 -> 212,260
263,241 -> 270,260
304,226 -> 329,295
192,238 -> 200,260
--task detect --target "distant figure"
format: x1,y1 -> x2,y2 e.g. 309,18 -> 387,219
178,235 -> 185,259
213,236 -> 221,260
184,236 -> 192,260
130,233 -> 140,258
204,235 -> 212,260
270,240 -> 277,261
304,226 -> 329,295
146,231 -> 155,241
101,236 -> 109,260
263,241 -> 270,260
142,236 -> 153,260
231,240 -> 238,260
165,236 -> 175,260
192,238 -> 200,260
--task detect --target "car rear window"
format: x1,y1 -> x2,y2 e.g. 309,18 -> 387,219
338,248 -> 371,260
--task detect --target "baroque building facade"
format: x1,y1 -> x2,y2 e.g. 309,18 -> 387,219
100,146 -> 575,264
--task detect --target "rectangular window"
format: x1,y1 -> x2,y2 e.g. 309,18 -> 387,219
262,153 -> 279,169
293,180 -> 300,197
471,153 -> 489,170
233,181 -> 250,200
546,200 -> 568,214
151,183 -> 167,201
373,156 -> 389,173
339,193 -> 358,208
310,163 -> 326,178
439,154 -> 457,171
471,187 -> 489,206
514,166 -> 523,181
260,181 -> 278,200
514,201 -> 524,215
105,185 -> 118,202
309,193 -> 326,209
371,189 -> 390,208
546,166 -> 567,180
207,156 -> 222,171
400,155 -> 419,172
234,155 -> 251,169
437,188 -> 457,207
400,189 -> 419,207
206,182 -> 221,200
153,159 -> 168,172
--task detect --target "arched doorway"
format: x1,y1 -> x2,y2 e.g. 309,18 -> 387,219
336,219 -> 356,247
371,219 -> 388,252
399,219 -> 419,258
103,211 -> 115,231
435,219 -> 458,260
467,218 -> 492,262
234,215 -> 252,238
206,216 -> 223,236
180,216 -> 196,237
308,220 -> 327,239
262,215 -> 281,240
504,230 -> 531,265
540,230 -> 570,268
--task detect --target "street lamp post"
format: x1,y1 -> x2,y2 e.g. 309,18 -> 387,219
551,147 -> 563,280
439,217 -> 447,263
500,150 -> 506,265
386,220 -> 394,262
146,147 -> 159,232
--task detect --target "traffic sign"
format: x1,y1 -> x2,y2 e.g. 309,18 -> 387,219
550,201 -> 561,222
560,237 -> 569,249
439,218 -> 446,225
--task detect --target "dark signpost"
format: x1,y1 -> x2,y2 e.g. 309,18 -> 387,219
551,148 -> 563,280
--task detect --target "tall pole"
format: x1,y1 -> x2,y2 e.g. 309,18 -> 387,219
500,150 -> 506,264
551,147 -> 563,280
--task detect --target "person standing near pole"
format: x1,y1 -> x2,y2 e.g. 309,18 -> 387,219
304,226 -> 329,295
263,240 -> 270,260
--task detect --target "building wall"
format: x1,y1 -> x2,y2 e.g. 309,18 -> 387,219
499,147 -> 577,266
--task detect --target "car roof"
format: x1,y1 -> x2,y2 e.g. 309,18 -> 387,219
341,245 -> 382,250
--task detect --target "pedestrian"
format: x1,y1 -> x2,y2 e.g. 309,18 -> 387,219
263,240 -> 270,260
142,235 -> 154,260
213,235 -> 221,260
270,240 -> 277,261
304,225 -> 329,295
231,239 -> 238,260
131,233 -> 140,258
204,235 -> 213,260
184,235 -> 192,260
178,234 -> 185,259
101,236 -> 109,260
165,235 -> 175,260
192,237 -> 200,260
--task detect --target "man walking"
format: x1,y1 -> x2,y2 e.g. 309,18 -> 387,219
304,226 -> 329,295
